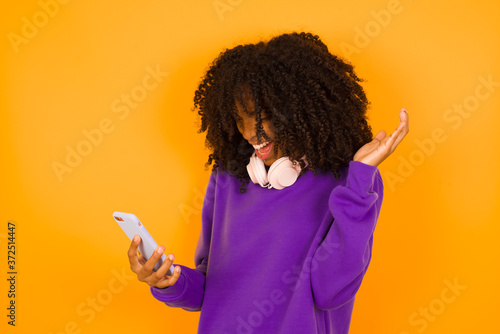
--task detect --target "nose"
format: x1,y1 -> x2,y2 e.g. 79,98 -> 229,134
237,119 -> 257,142
242,126 -> 256,142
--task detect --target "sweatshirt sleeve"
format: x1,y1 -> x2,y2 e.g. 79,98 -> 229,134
311,160 -> 384,310
150,170 -> 217,312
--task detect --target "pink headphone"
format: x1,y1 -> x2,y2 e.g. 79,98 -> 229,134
246,152 -> 308,189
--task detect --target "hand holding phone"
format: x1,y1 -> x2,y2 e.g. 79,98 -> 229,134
128,235 -> 181,288
114,212 -> 181,287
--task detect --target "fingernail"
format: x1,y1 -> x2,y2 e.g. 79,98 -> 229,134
402,108 -> 407,113
156,246 -> 164,254
133,235 -> 139,242
169,254 -> 174,261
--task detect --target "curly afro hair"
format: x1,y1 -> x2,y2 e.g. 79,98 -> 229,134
193,31 -> 374,193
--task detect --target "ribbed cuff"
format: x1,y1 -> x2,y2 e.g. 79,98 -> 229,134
150,271 -> 186,302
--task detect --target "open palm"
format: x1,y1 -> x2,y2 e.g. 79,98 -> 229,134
353,108 -> 409,167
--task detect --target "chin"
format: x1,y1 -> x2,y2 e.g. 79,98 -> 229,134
263,157 -> 278,166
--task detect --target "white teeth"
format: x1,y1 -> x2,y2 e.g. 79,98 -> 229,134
252,141 -> 270,149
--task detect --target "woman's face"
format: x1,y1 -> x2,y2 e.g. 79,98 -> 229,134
234,97 -> 284,166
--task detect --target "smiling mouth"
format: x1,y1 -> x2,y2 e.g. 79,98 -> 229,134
253,141 -> 274,160
252,141 -> 271,150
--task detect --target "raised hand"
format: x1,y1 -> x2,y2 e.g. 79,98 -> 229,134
353,108 -> 409,167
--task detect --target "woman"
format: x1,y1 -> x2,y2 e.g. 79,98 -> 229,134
128,31 -> 409,333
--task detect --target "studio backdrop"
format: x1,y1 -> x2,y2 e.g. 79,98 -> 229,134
1,0 -> 499,333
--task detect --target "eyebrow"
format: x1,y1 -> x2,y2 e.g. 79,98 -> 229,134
237,110 -> 256,117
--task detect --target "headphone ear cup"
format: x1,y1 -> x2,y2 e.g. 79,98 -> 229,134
246,153 -> 269,187
267,157 -> 302,189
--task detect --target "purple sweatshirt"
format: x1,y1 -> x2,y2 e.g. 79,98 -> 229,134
151,160 -> 384,333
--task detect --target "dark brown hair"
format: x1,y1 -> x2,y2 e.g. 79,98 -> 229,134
193,32 -> 373,193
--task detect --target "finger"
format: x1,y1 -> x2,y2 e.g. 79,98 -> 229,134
152,252 -> 176,279
141,245 -> 165,275
397,108 -> 409,133
389,109 -> 409,151
137,253 -> 147,266
381,121 -> 406,154
388,109 -> 408,140
402,108 -> 409,133
373,130 -> 387,142
157,266 -> 182,289
391,119 -> 406,137
392,121 -> 409,147
127,235 -> 142,272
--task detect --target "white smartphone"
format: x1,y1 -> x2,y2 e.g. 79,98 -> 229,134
113,211 -> 175,276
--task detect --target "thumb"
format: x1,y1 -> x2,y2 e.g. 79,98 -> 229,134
373,130 -> 386,141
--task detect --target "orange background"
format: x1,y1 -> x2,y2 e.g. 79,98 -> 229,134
1,0 -> 499,333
